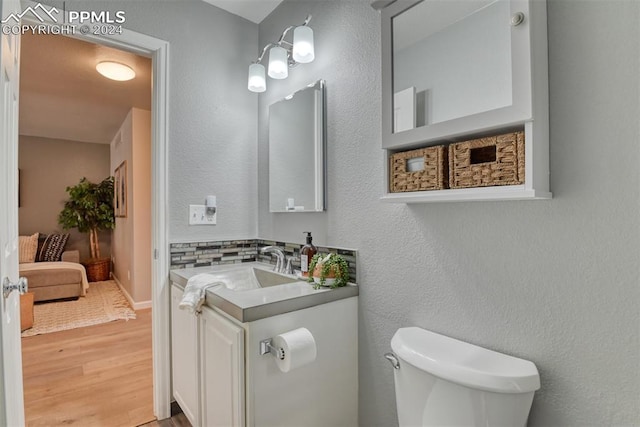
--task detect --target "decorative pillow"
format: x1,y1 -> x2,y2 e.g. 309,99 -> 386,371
19,233 -> 38,263
35,233 -> 70,262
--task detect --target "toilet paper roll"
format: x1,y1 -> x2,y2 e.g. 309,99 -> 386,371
272,327 -> 317,373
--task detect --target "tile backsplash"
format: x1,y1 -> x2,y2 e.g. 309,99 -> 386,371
169,239 -> 357,283
169,239 -> 256,268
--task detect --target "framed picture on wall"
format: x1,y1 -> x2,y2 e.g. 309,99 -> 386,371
114,161 -> 127,218
114,167 -> 120,216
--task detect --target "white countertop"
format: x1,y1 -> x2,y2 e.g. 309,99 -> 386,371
169,262 -> 358,322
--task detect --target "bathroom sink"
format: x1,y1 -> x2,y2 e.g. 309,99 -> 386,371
252,267 -> 299,288
200,265 -> 300,292
169,262 -> 359,322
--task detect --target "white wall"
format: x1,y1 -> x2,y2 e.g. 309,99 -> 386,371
110,108 -> 152,304
42,0 -> 259,243
258,1 -> 640,425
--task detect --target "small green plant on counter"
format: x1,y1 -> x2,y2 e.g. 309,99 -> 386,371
308,253 -> 350,289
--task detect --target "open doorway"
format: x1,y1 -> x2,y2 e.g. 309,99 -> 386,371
17,32 -> 155,425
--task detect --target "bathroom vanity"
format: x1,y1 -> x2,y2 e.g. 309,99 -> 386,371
169,263 -> 358,427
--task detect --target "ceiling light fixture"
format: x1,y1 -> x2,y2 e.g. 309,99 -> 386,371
247,14 -> 315,93
96,61 -> 136,81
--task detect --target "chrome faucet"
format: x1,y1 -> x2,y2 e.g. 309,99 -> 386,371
284,256 -> 299,275
260,246 -> 286,273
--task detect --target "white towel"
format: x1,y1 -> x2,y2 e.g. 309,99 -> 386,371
179,273 -> 226,314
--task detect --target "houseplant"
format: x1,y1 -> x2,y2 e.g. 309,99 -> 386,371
58,177 -> 115,282
307,253 -> 350,289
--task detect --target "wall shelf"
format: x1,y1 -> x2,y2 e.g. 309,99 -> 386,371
380,185 -> 551,204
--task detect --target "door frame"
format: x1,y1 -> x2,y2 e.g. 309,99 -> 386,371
1,0 -> 26,423
21,2 -> 171,419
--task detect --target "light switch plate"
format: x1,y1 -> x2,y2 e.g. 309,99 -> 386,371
189,204 -> 216,225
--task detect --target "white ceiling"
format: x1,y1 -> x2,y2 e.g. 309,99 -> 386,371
19,33 -> 151,145
202,0 -> 283,23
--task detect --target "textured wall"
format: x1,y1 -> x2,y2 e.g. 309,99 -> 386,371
258,1 -> 640,425
42,0 -> 260,243
18,136 -> 112,261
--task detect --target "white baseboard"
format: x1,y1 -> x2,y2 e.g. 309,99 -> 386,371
111,274 -> 152,310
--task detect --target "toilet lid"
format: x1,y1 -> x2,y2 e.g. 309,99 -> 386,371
391,327 -> 540,393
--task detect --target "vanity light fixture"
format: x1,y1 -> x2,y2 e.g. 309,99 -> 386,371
268,45 -> 289,79
248,63 -> 267,92
96,61 -> 136,81
247,14 -> 314,92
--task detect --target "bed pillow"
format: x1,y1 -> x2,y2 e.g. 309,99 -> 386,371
36,233 -> 70,262
19,233 -> 38,263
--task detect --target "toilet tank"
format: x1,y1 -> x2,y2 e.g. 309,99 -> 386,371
390,327 -> 540,427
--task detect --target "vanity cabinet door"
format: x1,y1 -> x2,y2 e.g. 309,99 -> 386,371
200,306 -> 245,427
170,284 -> 200,426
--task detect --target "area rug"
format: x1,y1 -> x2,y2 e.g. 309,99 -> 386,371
22,280 -> 136,337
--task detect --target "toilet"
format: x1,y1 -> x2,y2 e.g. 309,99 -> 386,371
386,327 -> 540,427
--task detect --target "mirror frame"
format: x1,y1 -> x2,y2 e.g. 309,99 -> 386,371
268,79 -> 327,213
382,0 -> 534,150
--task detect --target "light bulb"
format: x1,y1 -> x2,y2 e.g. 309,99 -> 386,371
268,46 -> 288,79
248,63 -> 266,92
293,26 -> 314,64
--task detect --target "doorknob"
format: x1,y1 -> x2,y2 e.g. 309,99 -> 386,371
2,277 -> 27,299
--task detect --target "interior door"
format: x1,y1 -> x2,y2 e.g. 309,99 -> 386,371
0,0 -> 25,424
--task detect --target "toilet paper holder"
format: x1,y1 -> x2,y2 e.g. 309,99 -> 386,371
260,338 -> 285,360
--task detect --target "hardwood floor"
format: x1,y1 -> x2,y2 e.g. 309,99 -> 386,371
22,308 -> 155,426
139,403 -> 191,427
138,412 -> 190,427
140,413 -> 191,427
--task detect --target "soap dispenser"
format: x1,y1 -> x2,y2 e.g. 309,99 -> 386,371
300,232 -> 317,276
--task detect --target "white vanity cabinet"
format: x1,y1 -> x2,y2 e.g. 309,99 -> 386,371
170,281 -> 358,427
171,284 -> 245,427
381,0 -> 551,202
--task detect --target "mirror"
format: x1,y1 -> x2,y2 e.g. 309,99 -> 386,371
393,0 -> 512,133
268,80 -> 325,213
381,0 -> 532,149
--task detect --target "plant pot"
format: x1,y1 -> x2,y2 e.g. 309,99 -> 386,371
84,257 -> 111,282
312,264 -> 336,287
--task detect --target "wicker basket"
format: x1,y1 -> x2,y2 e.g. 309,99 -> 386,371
390,145 -> 448,192
449,131 -> 525,189
84,258 -> 111,282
